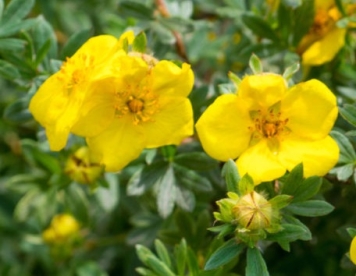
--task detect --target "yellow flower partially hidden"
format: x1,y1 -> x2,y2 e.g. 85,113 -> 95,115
297,0 -> 355,66
29,32 -> 134,151
71,55 -> 194,172
350,236 -> 356,265
196,73 -> 339,184
42,214 -> 80,244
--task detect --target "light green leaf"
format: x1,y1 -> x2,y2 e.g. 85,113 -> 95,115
238,174 -> 254,196
222,159 -> 240,194
154,240 -> 172,270
95,173 -> 119,212
132,31 -> 147,53
330,131 -> 356,163
157,166 -> 177,218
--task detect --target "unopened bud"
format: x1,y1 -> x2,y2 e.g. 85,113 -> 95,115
42,214 -> 80,244
65,147 -> 103,185
233,191 -> 272,230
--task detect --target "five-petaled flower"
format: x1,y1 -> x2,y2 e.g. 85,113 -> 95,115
196,73 -> 339,184
297,0 -> 356,66
29,32 -> 134,151
71,54 -> 194,171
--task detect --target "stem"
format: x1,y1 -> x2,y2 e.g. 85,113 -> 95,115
154,0 -> 189,62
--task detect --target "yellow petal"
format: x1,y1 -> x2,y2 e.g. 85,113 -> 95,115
45,124 -> 70,151
196,94 -> 252,161
238,74 -> 288,109
350,236 -> 356,265
282,79 -> 338,140
71,79 -> 116,137
72,35 -> 119,62
277,135 -> 339,177
315,0 -> 334,10
29,73 -> 68,127
302,27 -> 346,66
152,61 -> 194,97
86,117 -> 145,172
118,30 -> 135,47
236,139 -> 286,185
143,96 -> 193,148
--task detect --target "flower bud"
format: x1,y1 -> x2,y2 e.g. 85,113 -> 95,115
42,214 -> 80,244
233,191 -> 272,230
65,147 -> 103,185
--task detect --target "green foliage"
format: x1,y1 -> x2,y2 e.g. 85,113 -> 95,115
1,0 -> 356,275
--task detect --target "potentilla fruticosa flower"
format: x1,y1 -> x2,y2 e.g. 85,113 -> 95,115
350,236 -> 356,265
196,73 -> 339,184
29,32 -> 134,151
71,54 -> 194,171
297,0 -> 356,66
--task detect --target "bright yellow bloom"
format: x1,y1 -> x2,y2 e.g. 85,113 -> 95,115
298,0 -> 356,66
71,54 -> 194,171
350,236 -> 356,265
42,214 -> 80,244
196,73 -> 339,184
29,32 -> 134,151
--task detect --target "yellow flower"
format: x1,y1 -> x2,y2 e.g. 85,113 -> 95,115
196,73 -> 339,184
297,0 -> 355,66
29,31 -> 134,151
350,236 -> 356,265
42,214 -> 80,244
71,55 -> 194,171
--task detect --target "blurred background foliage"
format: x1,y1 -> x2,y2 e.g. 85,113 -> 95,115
1,0 -> 356,275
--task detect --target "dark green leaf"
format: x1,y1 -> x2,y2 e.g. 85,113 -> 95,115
95,173 -> 119,212
238,174 -> 254,196
3,96 -> 32,122
2,0 -> 35,24
268,223 -> 310,243
291,0 -> 314,46
285,200 -> 334,217
281,163 -> 303,195
174,239 -> 187,276
157,166 -> 177,218
347,228 -> 356,238
0,18 -> 36,37
0,59 -> 20,80
174,152 -> 218,171
292,176 -> 322,202
246,247 -> 269,276
127,161 -> 168,196
331,164 -> 354,181
118,1 -> 154,20
330,131 -> 356,163
64,184 -> 89,224
221,159 -> 240,194
175,187 -> 195,212
340,104 -> 356,127
204,239 -> 244,270
173,163 -> 212,192
60,29 -> 92,59
242,14 -> 279,42
76,261 -> 107,276
35,39 -> 52,66
133,31 -> 147,53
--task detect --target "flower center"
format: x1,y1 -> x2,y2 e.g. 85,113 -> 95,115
57,53 -> 95,91
114,77 -> 159,125
248,102 -> 290,146
127,97 -> 144,113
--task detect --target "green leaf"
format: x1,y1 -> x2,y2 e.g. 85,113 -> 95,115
282,0 -> 302,8
0,38 -> 25,51
282,215 -> 312,241
347,228 -> 356,238
246,247 -> 269,276
132,31 -> 147,53
0,59 -> 20,80
340,104 -> 356,127
267,223 -> 310,243
136,267 -> 157,276
238,174 -> 254,195
0,0 -> 4,22
285,200 -> 334,217
174,239 -> 187,276
157,166 -> 177,218
76,261 -> 108,276
292,176 -> 322,202
291,0 -> 315,46
268,195 -> 292,210
118,1 -> 154,20
228,71 -> 242,88
331,163 -> 354,181
186,247 -> 200,275
281,163 -> 303,195
146,255 -> 176,276
175,187 -> 195,212
127,161 -> 168,196
174,152 -> 218,171
242,14 -> 279,42
60,29 -> 92,59
64,184 -> 89,224
173,163 -> 212,192
154,240 -> 172,270
282,62 -> 300,80
204,239 -> 244,270
35,39 -> 52,66
175,209 -> 195,242
0,18 -> 36,37
249,53 -> 263,74
330,131 -> 356,163
3,96 -> 32,122
221,159 -> 240,194
2,0 -> 34,24
95,173 -> 119,212
208,224 -> 235,239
